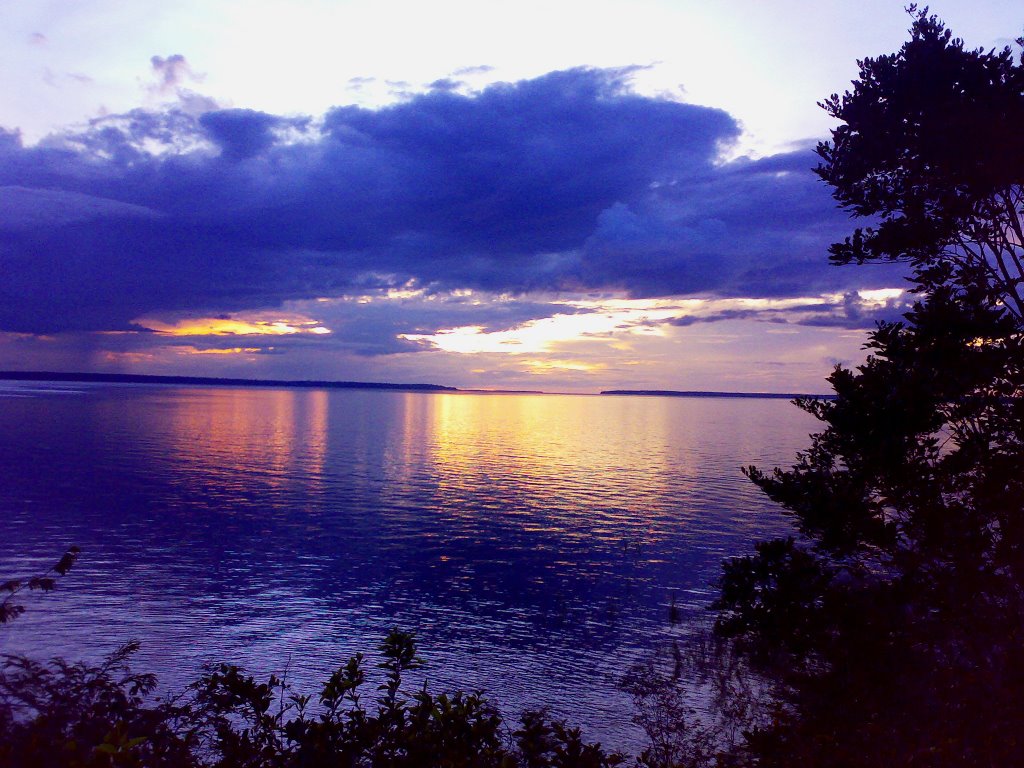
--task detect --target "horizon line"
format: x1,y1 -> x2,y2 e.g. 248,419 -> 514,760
0,370 -> 833,399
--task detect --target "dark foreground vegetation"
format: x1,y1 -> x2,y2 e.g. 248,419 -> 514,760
3,554 -> 625,767
703,7 -> 1024,765
3,7 -> 1024,766
0,632 -> 625,766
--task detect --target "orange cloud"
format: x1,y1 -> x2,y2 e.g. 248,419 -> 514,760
137,314 -> 330,337
177,346 -> 267,355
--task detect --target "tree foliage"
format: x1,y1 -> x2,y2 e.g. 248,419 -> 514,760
817,6 -> 1024,319
0,546 -> 79,625
711,8 -> 1024,765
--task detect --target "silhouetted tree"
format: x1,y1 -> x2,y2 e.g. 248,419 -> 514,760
817,5 -> 1024,319
712,8 -> 1024,766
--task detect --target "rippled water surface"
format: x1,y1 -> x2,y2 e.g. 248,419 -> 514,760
0,382 -> 817,750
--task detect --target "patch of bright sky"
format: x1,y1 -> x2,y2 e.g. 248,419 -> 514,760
2,1 -> 1021,155
399,291 -> 900,356
70,288 -> 901,390
387,317 -> 869,393
402,304 -> 679,355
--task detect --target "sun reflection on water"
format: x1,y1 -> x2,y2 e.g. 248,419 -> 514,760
0,385 -> 819,754
157,387 -> 329,498
382,392 -> 692,551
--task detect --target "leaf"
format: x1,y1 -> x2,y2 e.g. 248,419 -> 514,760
54,546 -> 80,576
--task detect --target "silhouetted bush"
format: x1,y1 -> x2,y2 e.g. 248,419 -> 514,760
0,628 -> 625,767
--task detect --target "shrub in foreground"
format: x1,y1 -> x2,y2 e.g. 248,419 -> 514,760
0,629 -> 625,768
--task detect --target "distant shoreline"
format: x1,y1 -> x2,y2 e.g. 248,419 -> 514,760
601,389 -> 834,400
0,372 -> 834,399
0,370 -> 457,393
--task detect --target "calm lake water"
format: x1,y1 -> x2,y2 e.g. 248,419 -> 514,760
0,381 -> 817,751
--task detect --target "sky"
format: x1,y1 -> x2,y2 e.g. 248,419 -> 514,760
1,1 -> 1021,393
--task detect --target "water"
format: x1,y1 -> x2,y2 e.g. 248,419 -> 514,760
0,381 -> 817,751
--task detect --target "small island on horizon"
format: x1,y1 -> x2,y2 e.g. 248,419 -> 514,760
601,389 -> 833,399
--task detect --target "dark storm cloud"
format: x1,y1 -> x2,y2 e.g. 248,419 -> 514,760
0,67 -> 879,336
578,150 -> 876,298
199,109 -> 310,160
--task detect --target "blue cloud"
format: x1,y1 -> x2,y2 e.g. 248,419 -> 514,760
0,67 -> 893,336
199,109 -> 307,160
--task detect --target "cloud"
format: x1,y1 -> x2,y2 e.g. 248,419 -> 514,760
199,109 -> 309,160
427,77 -> 463,92
398,289 -> 912,361
577,151 -> 867,298
664,289 -> 912,329
0,67 -> 893,338
279,291 -> 579,357
346,76 -> 376,91
147,54 -> 218,116
452,65 -> 494,76
149,54 -> 202,95
788,290 -> 913,328
0,186 -> 161,230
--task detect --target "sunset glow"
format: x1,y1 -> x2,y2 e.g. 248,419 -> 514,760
177,346 -> 267,355
400,291 -> 905,364
0,0 -> 996,391
138,316 -> 331,337
400,305 -> 677,355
